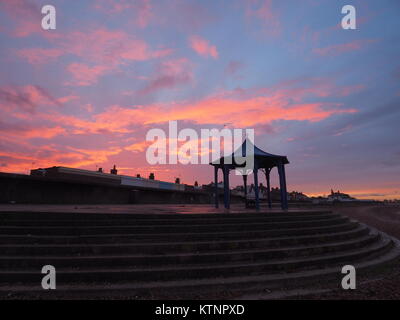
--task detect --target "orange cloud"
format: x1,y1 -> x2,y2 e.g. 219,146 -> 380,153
1,80 -> 359,141
125,140 -> 152,153
140,99 -> 356,127
189,35 -> 218,59
92,82 -> 358,129
0,79 -> 361,179
305,187 -> 400,201
0,126 -> 66,139
0,144 -> 123,175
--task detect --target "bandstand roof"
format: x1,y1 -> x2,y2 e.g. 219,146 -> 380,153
210,139 -> 289,169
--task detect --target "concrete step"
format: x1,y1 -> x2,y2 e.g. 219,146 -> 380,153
0,217 -> 349,235
0,213 -> 340,227
0,234 -> 379,269
0,225 -> 370,255
1,210 -> 399,299
2,239 -> 398,300
0,237 -> 392,284
0,222 -> 358,243
0,210 -> 333,220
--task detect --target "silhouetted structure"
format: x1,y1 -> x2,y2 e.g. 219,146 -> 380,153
4,167 -> 210,204
328,189 -> 355,201
110,165 -> 118,175
211,139 -> 289,210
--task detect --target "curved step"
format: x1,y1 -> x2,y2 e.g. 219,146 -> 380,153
4,234 -> 396,299
0,210 -> 333,220
0,213 -> 341,227
0,222 -> 358,243
0,237 -> 392,284
1,210 -> 399,299
0,234 -> 379,269
0,217 -> 349,235
0,225 -> 370,255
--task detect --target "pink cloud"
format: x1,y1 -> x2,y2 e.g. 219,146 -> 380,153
19,28 -> 171,64
62,29 -> 160,63
13,20 -> 43,38
94,0 -> 153,28
18,48 -> 64,64
17,28 -> 173,85
57,95 -> 79,104
92,80 -> 358,128
0,0 -> 42,37
337,84 -> 365,97
0,125 -> 66,139
155,0 -> 216,32
66,63 -> 110,86
313,39 -> 377,56
189,35 -> 218,59
138,58 -> 193,95
19,77 -> 357,136
245,0 -> 281,36
0,78 -> 361,179
0,85 -> 66,113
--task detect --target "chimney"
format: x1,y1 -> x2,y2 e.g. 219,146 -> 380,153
110,165 -> 118,175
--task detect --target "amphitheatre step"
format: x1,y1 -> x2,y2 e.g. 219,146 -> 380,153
0,237 -> 392,284
0,225 -> 370,255
0,222 -> 359,244
0,234 -> 379,269
0,213 -> 341,227
9,237 -> 400,300
0,217 -> 349,236
2,240 -> 399,299
1,209 -> 399,299
0,210 -> 333,220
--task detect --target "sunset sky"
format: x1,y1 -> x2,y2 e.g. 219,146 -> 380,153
0,0 -> 399,200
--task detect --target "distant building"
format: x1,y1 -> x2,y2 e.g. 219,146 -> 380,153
233,184 -> 294,202
327,189 -> 355,202
288,191 -> 310,201
31,166 -> 185,192
310,189 -> 357,204
110,165 -> 118,175
203,181 -> 224,189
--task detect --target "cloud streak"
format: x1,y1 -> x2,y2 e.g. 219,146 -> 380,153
313,39 -> 377,56
189,35 -> 218,59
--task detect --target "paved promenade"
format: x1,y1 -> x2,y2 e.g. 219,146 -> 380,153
0,203 -> 308,215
